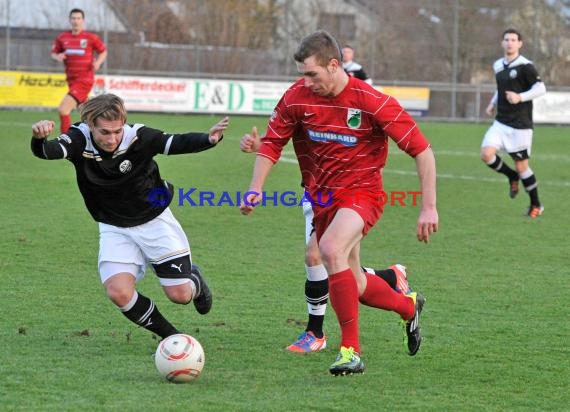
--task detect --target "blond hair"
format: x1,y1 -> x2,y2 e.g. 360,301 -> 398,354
79,94 -> 127,127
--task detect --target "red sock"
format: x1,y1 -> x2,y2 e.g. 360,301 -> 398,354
359,273 -> 415,319
328,268 -> 360,354
60,114 -> 71,134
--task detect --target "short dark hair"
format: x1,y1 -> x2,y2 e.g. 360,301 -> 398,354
293,30 -> 342,67
502,28 -> 522,41
69,8 -> 85,19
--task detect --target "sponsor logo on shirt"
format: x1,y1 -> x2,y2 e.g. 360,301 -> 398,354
307,130 -> 357,147
65,49 -> 87,56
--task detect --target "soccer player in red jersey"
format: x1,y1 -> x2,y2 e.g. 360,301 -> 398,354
240,30 -> 438,375
51,8 -> 107,133
240,130 -> 412,355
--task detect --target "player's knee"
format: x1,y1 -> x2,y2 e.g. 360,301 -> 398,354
318,239 -> 343,268
165,285 -> 192,304
480,148 -> 493,163
305,246 -> 322,266
105,284 -> 134,307
515,162 -> 529,174
57,107 -> 71,116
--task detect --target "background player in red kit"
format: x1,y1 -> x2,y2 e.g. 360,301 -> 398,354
51,8 -> 107,133
240,30 -> 438,375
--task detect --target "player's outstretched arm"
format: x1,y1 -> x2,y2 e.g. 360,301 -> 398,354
414,147 -> 438,243
208,116 -> 230,144
32,120 -> 56,139
240,155 -> 274,216
31,120 -> 67,160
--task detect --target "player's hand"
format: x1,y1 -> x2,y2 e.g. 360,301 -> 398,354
416,208 -> 438,243
505,91 -> 522,105
485,103 -> 495,116
240,127 -> 261,153
208,116 -> 230,144
240,189 -> 262,215
54,53 -> 66,62
32,120 -> 56,139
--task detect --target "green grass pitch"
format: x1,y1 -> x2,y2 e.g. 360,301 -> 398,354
0,109 -> 568,411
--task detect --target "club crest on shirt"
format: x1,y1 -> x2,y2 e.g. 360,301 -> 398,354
347,109 -> 361,129
509,69 -> 518,79
119,160 -> 132,173
80,39 -> 88,48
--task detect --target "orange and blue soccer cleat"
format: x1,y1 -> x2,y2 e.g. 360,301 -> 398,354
391,264 -> 411,294
286,331 -> 327,353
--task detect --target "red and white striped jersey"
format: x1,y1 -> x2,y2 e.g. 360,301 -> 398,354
51,30 -> 106,82
258,76 -> 430,196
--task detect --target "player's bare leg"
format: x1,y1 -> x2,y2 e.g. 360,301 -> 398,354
57,94 -> 78,133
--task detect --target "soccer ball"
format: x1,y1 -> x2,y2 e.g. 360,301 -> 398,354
155,333 -> 205,383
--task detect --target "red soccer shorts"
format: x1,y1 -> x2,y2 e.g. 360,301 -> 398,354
68,79 -> 95,103
312,189 -> 384,240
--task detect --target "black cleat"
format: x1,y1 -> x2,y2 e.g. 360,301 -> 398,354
189,264 -> 212,315
402,292 -> 425,356
509,178 -> 520,199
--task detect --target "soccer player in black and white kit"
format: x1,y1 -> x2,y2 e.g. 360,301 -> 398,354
341,45 -> 372,85
481,28 -> 546,218
31,93 -> 229,340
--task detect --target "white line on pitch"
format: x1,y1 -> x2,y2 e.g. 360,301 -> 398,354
279,155 -> 570,188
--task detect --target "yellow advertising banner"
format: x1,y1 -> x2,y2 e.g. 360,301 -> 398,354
376,86 -> 430,116
0,71 -> 67,107
0,71 -> 434,117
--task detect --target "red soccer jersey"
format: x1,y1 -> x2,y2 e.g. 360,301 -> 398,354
258,77 -> 430,196
51,30 -> 106,82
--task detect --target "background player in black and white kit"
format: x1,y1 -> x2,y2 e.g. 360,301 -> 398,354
31,93 -> 229,340
341,44 -> 372,85
481,28 -> 546,218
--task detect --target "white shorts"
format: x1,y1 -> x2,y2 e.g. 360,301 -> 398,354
98,208 -> 191,285
481,120 -> 533,156
303,198 -> 314,244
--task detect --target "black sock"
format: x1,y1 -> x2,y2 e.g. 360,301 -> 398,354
121,292 -> 179,339
305,279 -> 328,338
487,155 -> 519,181
522,173 -> 541,206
